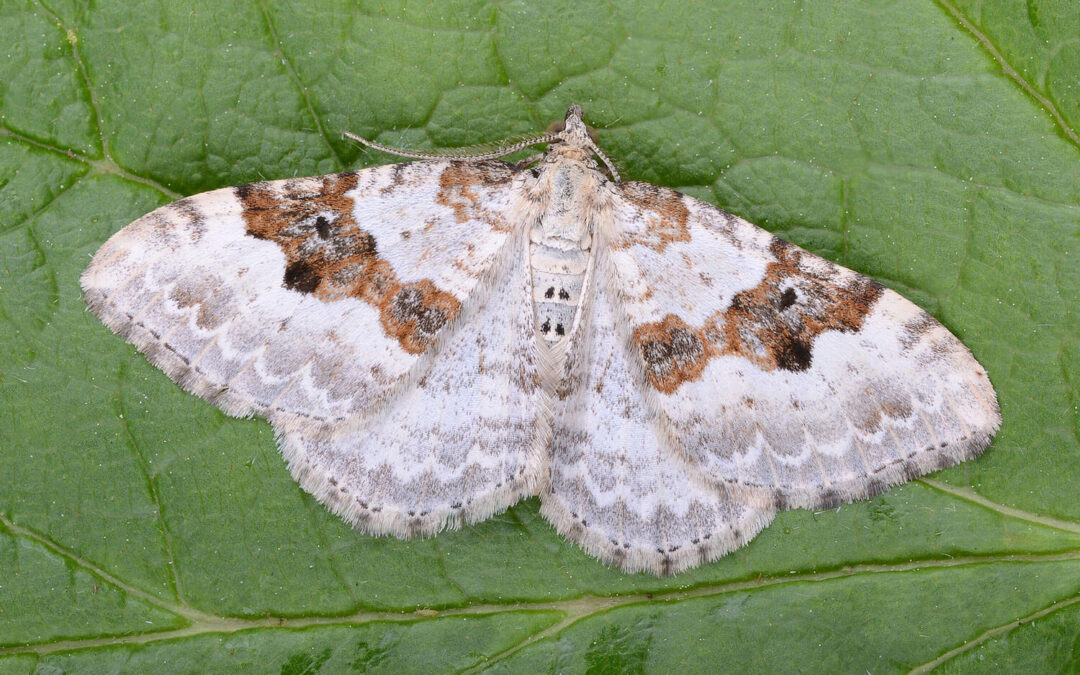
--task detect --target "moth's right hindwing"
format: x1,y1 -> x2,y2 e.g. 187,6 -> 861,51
278,229 -> 543,536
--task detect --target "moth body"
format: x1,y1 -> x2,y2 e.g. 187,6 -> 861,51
527,153 -> 605,349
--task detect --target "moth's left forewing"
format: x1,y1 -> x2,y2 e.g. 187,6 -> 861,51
601,182 -> 1000,510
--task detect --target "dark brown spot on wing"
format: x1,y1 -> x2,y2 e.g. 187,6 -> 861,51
381,280 -> 459,354
613,181 -> 691,252
849,379 -> 916,432
283,259 -> 320,293
169,274 -> 234,330
898,311 -> 939,351
634,237 -> 884,392
779,287 -> 797,309
633,315 -> 712,394
235,172 -> 460,355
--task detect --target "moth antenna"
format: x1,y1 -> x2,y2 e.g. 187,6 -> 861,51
511,152 -> 546,170
591,145 -> 621,183
344,131 -> 560,162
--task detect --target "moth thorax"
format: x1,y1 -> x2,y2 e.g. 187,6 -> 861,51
531,161 -> 601,245
546,144 -> 596,168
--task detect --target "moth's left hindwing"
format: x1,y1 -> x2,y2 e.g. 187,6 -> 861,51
598,181 -> 1001,510
544,258 -> 777,575
83,161 -> 546,533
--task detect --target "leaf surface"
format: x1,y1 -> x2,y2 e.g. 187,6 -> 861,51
1,0 -> 1077,671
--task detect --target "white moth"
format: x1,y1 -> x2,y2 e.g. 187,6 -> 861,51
82,105 -> 1000,575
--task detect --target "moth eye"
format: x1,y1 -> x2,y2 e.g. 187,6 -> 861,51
545,287 -> 555,299
546,120 -> 566,135
558,288 -> 570,300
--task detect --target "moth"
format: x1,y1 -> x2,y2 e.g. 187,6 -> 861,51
82,105 -> 1000,575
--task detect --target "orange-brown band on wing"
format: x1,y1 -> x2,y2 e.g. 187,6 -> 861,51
380,279 -> 461,355
436,163 -> 515,230
236,173 -> 460,355
613,181 -> 691,252
634,238 -> 885,392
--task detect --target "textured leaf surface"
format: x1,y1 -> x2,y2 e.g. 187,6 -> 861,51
1,0 -> 1077,671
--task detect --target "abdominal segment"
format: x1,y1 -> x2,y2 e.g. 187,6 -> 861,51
531,242 -> 589,346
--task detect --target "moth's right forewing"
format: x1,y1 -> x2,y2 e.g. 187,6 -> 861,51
82,161 -> 522,428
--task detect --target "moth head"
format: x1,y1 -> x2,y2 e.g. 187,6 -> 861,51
544,105 -> 620,182
546,105 -> 600,145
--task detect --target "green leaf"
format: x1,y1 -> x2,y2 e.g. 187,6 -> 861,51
1,0 -> 1077,671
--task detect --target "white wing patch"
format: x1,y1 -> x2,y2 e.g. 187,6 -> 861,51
83,105 -> 1001,575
